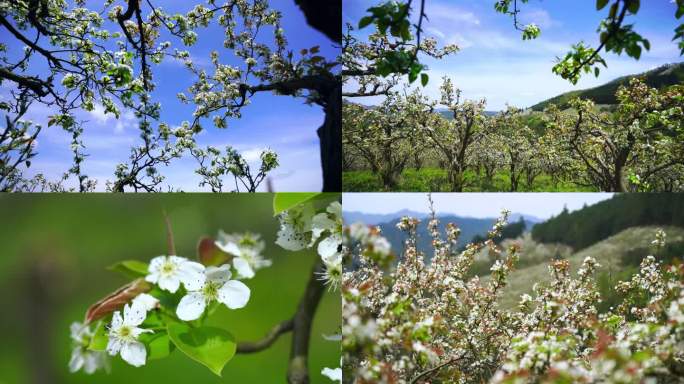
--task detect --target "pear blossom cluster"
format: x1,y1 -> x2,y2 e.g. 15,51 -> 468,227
342,202 -> 684,383
275,200 -> 343,289
69,229 -> 269,374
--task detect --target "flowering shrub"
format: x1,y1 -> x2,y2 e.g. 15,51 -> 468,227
342,200 -> 684,383
69,193 -> 342,383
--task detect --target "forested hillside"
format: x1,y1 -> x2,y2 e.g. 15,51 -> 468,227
532,194 -> 684,249
530,62 -> 684,111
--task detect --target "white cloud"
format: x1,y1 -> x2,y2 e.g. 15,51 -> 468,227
241,147 -> 265,162
87,104 -> 136,133
519,8 -> 557,29
426,4 -> 480,26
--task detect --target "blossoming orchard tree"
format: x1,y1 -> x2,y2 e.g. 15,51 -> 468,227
343,77 -> 684,192
342,196 -> 684,383
342,90 -> 429,190
0,0 -> 341,192
68,193 -> 342,383
547,79 -> 684,192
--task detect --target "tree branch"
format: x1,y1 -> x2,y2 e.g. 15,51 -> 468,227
236,318 -> 294,353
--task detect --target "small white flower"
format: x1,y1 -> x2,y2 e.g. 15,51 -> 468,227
69,322 -> 108,374
107,302 -> 153,367
131,293 -> 159,312
145,255 -> 206,293
312,201 -> 342,263
176,264 -> 251,321
215,231 -> 271,279
275,204 -> 315,251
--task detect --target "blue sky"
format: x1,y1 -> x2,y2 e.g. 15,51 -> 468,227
343,0 -> 683,110
1,1 -> 337,191
343,192 -> 614,219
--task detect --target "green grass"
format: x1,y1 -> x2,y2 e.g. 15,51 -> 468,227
343,168 -> 596,192
0,194 -> 339,384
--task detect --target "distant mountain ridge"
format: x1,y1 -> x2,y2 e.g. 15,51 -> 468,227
530,62 -> 684,111
344,210 -> 543,256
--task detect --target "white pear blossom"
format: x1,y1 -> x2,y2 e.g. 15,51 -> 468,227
312,201 -> 342,262
215,231 -> 271,279
275,203 -> 315,251
131,293 -> 159,312
68,322 -> 108,374
107,302 -> 153,367
145,255 -> 206,293
176,264 -> 251,321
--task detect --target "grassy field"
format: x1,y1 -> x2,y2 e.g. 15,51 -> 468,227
0,194 -> 339,384
484,226 -> 684,309
343,168 -> 595,192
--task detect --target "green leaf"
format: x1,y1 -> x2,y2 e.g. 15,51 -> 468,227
421,73 -> 429,87
596,0 -> 609,10
273,193 -> 320,216
140,331 -> 174,360
626,0 -> 640,14
167,321 -> 237,376
88,322 -> 108,351
107,260 -> 149,278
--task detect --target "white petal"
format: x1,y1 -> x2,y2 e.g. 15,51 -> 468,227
317,234 -> 341,260
120,341 -> 147,367
131,293 -> 159,312
106,337 -> 122,356
233,257 -> 255,279
123,303 -> 147,326
70,322 -> 86,341
275,227 -> 308,251
327,201 -> 341,219
215,240 -> 241,256
205,264 -> 232,284
322,333 -> 342,341
158,274 -> 181,293
69,348 -> 84,372
111,311 -> 123,329
83,351 -> 100,374
321,367 -> 342,382
217,280 -> 250,309
130,326 -> 154,339
144,272 -> 159,284
147,256 -> 166,273
169,255 -> 188,264
178,260 -> 206,291
176,292 -> 207,321
313,213 -> 336,231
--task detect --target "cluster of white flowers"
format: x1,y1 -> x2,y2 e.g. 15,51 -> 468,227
69,229 -> 272,374
276,201 -> 343,289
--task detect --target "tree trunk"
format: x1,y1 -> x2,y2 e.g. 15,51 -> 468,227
287,259 -> 326,384
318,79 -> 341,192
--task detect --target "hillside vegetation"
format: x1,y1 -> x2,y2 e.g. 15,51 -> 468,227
530,62 -> 684,111
532,193 -> 684,249
491,226 -> 684,308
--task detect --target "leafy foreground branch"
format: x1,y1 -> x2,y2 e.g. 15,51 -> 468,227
342,197 -> 684,383
69,194 -> 342,383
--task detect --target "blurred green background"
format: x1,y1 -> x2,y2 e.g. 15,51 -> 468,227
0,194 -> 340,384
